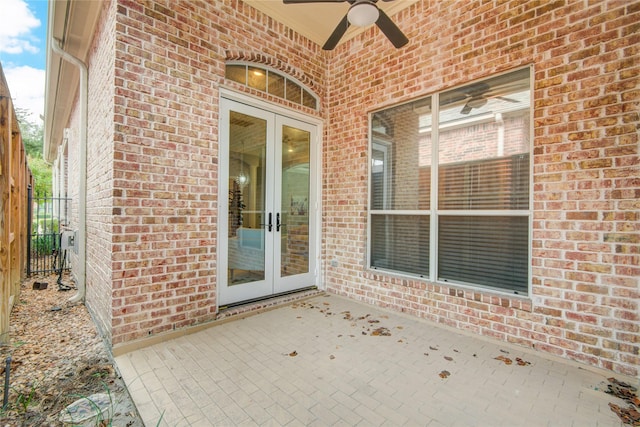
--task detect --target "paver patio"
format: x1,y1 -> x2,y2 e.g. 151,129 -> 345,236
115,293 -> 633,426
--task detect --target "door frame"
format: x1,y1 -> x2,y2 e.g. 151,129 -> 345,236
217,88 -> 324,308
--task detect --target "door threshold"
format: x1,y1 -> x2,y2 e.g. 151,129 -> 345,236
217,287 -> 321,320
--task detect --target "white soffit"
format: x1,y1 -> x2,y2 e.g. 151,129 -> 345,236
245,0 -> 419,47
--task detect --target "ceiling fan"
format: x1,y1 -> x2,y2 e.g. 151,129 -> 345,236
282,0 -> 409,50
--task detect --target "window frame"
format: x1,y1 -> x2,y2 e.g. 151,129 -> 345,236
367,66 -> 533,296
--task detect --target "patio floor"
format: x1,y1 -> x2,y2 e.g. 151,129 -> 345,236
115,293 -> 631,426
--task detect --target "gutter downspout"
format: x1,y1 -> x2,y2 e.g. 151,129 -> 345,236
50,38 -> 87,303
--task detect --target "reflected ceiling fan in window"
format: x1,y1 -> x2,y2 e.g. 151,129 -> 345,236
282,0 -> 409,50
458,82 -> 519,115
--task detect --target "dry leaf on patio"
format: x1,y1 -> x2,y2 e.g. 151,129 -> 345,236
516,357 -> 531,366
444,356 -> 453,361
329,355 -> 335,360
371,327 -> 391,336
494,355 -> 512,365
289,351 -> 298,357
429,346 -> 438,351
439,370 -> 450,379
609,402 -> 640,426
606,377 -> 639,405
367,319 -> 380,323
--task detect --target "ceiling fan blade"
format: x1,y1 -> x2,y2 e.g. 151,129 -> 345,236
323,14 -> 350,50
460,103 -> 473,115
495,95 -> 519,103
283,0 -> 346,3
375,9 -> 408,48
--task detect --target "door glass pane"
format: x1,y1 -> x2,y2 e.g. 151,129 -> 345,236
281,125 -> 310,277
228,111 -> 266,285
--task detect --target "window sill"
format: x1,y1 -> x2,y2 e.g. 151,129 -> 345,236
363,268 -> 533,312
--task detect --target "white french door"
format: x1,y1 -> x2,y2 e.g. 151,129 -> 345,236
219,97 -> 317,305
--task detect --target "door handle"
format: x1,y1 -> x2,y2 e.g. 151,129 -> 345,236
267,212 -> 273,232
276,213 -> 281,232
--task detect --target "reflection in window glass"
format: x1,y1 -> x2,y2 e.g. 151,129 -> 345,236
225,63 -> 318,110
368,68 -> 531,295
226,65 -> 246,85
302,90 -> 316,109
268,72 -> 285,98
286,80 -> 301,104
247,66 -> 267,91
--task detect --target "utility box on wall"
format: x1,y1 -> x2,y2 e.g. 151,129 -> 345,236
61,230 -> 78,254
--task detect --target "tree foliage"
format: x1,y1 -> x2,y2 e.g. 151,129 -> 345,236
15,108 -> 52,195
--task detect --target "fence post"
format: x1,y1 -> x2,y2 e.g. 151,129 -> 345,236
26,185 -> 32,276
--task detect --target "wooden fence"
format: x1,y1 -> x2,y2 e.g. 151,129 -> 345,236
0,64 -> 32,344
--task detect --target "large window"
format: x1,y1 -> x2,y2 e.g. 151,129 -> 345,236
369,68 -> 531,295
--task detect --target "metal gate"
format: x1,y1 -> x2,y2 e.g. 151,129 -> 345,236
27,188 -> 72,276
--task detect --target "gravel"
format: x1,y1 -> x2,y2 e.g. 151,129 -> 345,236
0,274 -> 142,426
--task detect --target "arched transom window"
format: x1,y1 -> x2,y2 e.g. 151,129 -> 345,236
225,62 -> 318,110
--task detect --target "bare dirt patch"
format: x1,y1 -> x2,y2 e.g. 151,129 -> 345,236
0,274 -> 142,426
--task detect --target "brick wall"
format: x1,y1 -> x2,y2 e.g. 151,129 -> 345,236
107,0 -> 325,346
85,0 -> 118,343
324,0 -> 639,376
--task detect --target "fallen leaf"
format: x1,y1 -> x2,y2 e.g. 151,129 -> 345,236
429,346 -> 438,351
371,327 -> 391,336
289,351 -> 298,357
329,355 -> 335,360
494,355 -> 512,365
516,357 -> 531,366
439,370 -> 450,379
367,319 -> 380,323
453,349 -> 459,353
424,353 -> 429,356
444,356 -> 453,361
609,402 -> 640,425
500,349 -> 509,354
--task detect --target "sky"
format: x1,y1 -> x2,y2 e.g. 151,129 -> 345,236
0,0 -> 48,124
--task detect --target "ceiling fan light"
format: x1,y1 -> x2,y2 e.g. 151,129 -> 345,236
347,2 -> 379,27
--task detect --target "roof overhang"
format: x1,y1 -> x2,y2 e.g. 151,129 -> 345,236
44,0 -> 101,162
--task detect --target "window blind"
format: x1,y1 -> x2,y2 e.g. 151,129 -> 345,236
438,216 -> 528,294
